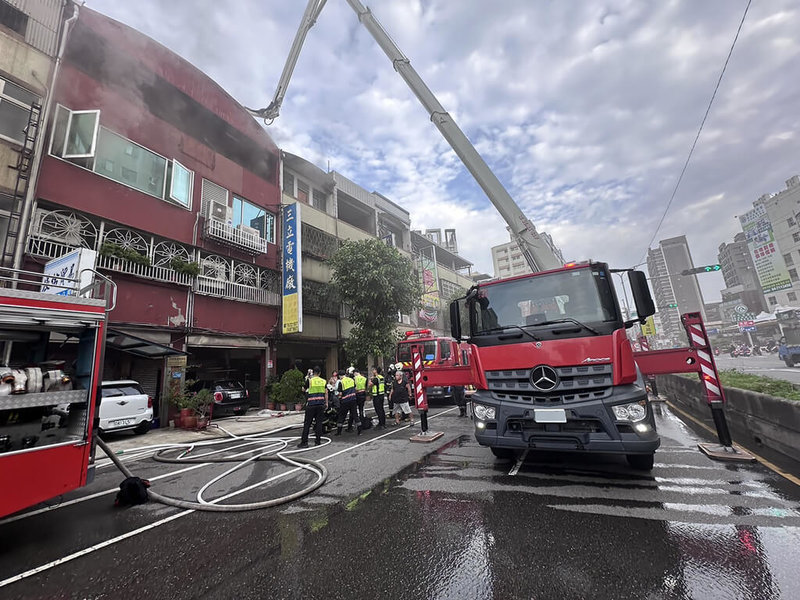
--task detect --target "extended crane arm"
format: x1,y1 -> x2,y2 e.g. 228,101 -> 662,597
247,0 -> 328,123
262,0 -> 561,272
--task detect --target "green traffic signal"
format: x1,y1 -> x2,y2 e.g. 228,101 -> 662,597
703,264 -> 721,272
668,303 -> 678,308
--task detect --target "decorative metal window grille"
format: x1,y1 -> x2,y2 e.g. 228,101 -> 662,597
302,223 -> 339,260
283,171 -> 295,196
201,178 -> 228,217
302,279 -> 340,315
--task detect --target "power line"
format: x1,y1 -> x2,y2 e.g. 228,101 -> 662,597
637,0 -> 752,268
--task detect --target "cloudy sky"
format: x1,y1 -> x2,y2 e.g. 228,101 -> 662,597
88,0 -> 800,303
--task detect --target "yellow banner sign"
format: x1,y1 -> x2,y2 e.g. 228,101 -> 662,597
641,316 -> 656,337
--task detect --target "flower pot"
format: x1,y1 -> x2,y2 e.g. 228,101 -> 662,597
294,403 -> 304,412
182,416 -> 197,429
266,402 -> 276,410
196,417 -> 208,430
180,408 -> 193,419
278,403 -> 287,412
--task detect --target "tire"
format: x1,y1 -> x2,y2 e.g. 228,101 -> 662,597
626,453 -> 655,471
134,420 -> 151,435
785,357 -> 795,368
490,447 -> 516,460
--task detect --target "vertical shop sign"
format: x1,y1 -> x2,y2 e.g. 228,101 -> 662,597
282,203 -> 303,333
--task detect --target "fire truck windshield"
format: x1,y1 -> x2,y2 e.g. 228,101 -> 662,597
397,341 -> 437,361
471,267 -> 620,337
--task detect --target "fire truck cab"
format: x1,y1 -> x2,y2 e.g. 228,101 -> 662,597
0,268 -> 113,519
396,329 -> 461,402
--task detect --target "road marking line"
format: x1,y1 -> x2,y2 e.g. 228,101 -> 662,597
666,401 -> 800,488
0,407 -> 458,588
508,450 -> 528,476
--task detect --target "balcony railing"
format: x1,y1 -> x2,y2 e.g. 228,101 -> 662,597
203,219 -> 268,255
96,254 -> 193,286
195,276 -> 280,306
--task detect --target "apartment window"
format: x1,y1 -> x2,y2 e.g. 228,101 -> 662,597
51,105 -> 100,159
768,296 -> 777,305
312,188 -> 326,211
785,253 -> 794,267
93,127 -> 166,198
283,170 -> 294,196
789,217 -> 797,227
0,0 -> 28,36
0,76 -> 38,145
793,232 -> 800,243
167,160 -> 194,208
790,268 -> 799,282
789,292 -> 797,302
297,180 -> 309,203
232,196 -> 275,243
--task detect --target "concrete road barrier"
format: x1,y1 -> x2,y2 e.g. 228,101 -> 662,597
655,374 -> 800,464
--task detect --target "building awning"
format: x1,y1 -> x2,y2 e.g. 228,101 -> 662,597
187,334 -> 267,349
106,329 -> 188,359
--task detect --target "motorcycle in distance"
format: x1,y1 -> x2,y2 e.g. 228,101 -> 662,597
729,344 -> 752,358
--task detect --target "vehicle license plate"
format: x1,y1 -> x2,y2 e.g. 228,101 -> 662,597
230,392 -> 242,399
533,409 -> 567,423
110,418 -> 135,427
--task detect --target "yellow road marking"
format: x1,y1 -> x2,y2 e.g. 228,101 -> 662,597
666,400 -> 800,487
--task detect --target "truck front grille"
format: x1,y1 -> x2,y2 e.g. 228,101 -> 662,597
486,364 -> 612,405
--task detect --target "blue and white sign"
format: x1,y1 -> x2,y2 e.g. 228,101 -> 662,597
706,328 -> 719,335
739,326 -> 757,333
41,249 -> 96,296
281,203 -> 303,334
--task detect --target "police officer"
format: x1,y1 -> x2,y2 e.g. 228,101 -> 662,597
297,366 -> 328,448
336,369 -> 360,435
353,368 -> 368,421
370,366 -> 386,429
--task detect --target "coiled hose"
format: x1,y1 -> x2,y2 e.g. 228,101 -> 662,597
96,425 -> 328,512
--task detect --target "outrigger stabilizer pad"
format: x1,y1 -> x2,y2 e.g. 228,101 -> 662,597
698,443 -> 756,463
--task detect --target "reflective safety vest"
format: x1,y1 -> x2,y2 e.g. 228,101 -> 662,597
354,374 -> 367,394
307,376 -> 327,405
340,376 -> 356,403
371,374 -> 385,395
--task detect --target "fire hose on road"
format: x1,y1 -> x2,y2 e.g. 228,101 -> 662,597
95,424 -> 329,512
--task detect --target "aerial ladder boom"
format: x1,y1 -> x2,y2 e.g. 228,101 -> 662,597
252,0 -> 561,273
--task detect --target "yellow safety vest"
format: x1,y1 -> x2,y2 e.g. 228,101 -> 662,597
307,376 -> 327,405
340,376 -> 356,402
371,374 -> 385,395
355,374 -> 367,392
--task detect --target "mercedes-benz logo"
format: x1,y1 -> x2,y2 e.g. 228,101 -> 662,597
530,365 -> 559,391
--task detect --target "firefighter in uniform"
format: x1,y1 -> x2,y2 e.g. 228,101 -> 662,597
336,370 -> 360,435
298,366 -> 328,448
370,366 -> 386,429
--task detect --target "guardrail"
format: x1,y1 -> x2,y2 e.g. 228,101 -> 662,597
195,276 -> 279,306
203,220 -> 267,255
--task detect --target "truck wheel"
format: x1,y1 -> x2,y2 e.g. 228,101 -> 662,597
134,420 -> 151,435
785,357 -> 794,368
626,453 -> 654,471
491,448 -> 516,460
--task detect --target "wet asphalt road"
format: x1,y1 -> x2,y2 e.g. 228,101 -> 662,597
1,404 -> 799,600
715,354 -> 800,385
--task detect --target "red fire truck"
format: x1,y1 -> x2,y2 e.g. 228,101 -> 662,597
396,329 -> 461,402
0,268 -> 114,519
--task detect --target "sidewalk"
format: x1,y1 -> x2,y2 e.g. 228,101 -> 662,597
99,409 -> 307,456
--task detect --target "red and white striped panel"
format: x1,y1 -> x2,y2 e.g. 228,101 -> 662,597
640,337 -> 650,352
687,323 -> 724,403
410,346 -> 428,411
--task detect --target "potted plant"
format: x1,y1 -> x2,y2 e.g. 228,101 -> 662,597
264,374 -> 280,410
275,369 -> 305,413
192,388 -> 214,429
165,382 -> 186,427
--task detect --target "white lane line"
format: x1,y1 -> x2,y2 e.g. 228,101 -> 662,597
508,450 -> 528,476
0,407 -> 457,588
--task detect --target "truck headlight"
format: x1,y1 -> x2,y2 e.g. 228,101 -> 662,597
473,404 -> 496,420
612,401 -> 647,422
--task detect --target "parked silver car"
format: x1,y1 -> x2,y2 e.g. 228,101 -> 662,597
98,380 -> 153,435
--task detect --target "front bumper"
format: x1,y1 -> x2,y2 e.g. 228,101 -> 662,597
99,408 -> 153,432
473,384 -> 659,455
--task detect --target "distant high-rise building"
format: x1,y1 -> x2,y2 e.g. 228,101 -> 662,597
647,236 -> 706,344
717,232 -> 767,317
491,229 -> 565,278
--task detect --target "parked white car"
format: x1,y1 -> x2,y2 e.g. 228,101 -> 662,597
98,380 -> 153,435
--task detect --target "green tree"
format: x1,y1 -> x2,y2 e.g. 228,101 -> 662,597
329,239 -> 421,363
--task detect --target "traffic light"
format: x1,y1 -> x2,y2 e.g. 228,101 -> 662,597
681,264 -> 721,276
668,303 -> 678,308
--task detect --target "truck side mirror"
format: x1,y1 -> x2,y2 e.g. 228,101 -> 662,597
450,301 -> 462,341
629,270 -> 655,318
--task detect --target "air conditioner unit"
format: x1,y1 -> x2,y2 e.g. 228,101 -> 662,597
401,314 -> 411,325
209,201 -> 232,223
236,224 -> 260,237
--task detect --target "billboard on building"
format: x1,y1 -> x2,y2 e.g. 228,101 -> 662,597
419,247 -> 440,323
41,249 -> 96,296
282,203 -> 302,334
640,316 -> 657,336
739,204 -> 792,294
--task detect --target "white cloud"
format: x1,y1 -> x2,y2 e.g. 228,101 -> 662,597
86,0 -> 800,303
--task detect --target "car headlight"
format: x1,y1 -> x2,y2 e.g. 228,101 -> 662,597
612,401 -> 647,422
473,404 -> 496,420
